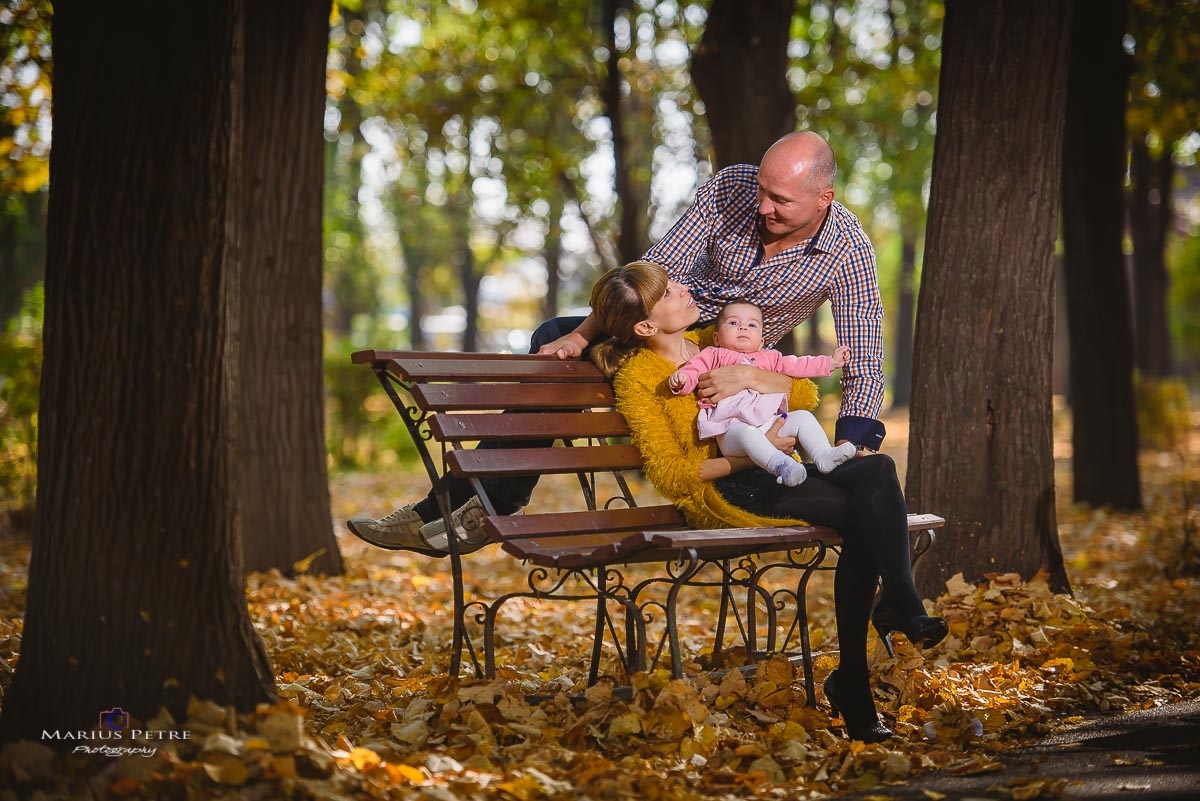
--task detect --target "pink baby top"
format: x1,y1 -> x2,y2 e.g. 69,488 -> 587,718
672,346 -> 834,439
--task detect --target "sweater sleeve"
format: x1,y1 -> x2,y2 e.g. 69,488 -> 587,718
670,349 -> 713,395
770,352 -> 833,379
614,360 -> 712,501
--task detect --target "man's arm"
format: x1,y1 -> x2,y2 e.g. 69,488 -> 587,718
537,315 -> 601,359
830,240 -> 886,450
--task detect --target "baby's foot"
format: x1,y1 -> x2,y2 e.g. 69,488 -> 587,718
768,454 -> 807,486
812,441 -> 859,474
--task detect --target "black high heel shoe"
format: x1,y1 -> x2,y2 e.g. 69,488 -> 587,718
872,603 -> 949,658
823,670 -> 893,743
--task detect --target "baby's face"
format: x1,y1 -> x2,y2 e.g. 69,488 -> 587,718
714,303 -> 765,353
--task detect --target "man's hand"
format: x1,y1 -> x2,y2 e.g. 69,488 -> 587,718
537,331 -> 588,360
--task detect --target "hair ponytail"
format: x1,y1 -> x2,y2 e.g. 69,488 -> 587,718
586,261 -> 670,377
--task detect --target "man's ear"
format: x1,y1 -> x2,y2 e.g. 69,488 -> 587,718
819,187 -> 835,209
633,319 -> 657,338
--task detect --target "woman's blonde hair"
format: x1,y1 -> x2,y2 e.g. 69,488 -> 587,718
588,260 -> 669,377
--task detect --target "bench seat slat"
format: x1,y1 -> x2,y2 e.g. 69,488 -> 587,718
430,411 -> 629,442
485,505 -> 685,541
448,444 -> 644,477
414,383 -> 615,411
500,531 -> 659,569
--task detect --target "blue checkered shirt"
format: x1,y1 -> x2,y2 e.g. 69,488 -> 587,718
643,164 -> 886,449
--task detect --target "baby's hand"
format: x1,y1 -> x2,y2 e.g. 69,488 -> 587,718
668,371 -> 686,393
831,345 -> 851,370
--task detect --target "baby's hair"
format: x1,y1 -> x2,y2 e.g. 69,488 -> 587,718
716,300 -> 763,326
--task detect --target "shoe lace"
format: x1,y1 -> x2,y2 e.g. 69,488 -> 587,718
379,505 -> 417,525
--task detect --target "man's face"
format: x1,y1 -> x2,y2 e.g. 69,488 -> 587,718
756,161 -> 832,240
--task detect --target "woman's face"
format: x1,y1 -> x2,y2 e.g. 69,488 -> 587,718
646,280 -> 700,335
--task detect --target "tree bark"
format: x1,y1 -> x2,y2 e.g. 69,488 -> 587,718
0,0 -> 276,743
891,235 -> 916,408
602,0 -> 645,265
691,0 -> 797,168
1128,137 -> 1175,377
907,0 -> 1073,596
238,0 -> 342,575
543,190 -> 566,321
1061,0 -> 1141,511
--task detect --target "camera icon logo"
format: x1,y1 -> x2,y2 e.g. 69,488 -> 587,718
99,707 -> 129,731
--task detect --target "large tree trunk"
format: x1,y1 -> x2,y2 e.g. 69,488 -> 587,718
0,1 -> 276,742
690,0 -> 796,168
238,0 -> 342,575
1061,0 -> 1141,511
1128,138 -> 1175,377
891,235 -> 917,408
907,0 -> 1073,596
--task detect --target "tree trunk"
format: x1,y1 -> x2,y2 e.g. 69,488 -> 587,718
1061,0 -> 1141,511
907,0 -> 1073,596
459,238 -> 481,353
238,0 -> 342,575
690,0 -> 797,168
543,191 -> 566,321
0,0 -> 276,743
1128,138 -> 1175,377
891,235 -> 916,408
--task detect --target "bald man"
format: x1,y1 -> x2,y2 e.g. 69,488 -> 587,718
545,131 -> 885,451
348,131 -> 886,553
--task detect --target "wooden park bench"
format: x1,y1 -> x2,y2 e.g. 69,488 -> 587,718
352,349 -> 944,703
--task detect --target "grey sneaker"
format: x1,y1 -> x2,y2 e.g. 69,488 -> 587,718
419,496 -> 493,554
346,503 -> 447,557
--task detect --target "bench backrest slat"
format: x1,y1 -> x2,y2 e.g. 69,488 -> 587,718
394,357 -> 607,383
430,411 -> 629,442
447,444 -> 644,478
413,383 -> 615,411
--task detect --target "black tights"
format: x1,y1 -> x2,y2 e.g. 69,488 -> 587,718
726,454 -> 923,700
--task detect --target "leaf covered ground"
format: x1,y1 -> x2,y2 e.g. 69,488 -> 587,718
0,414 -> 1198,800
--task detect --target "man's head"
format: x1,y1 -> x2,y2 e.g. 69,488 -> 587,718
756,131 -> 836,245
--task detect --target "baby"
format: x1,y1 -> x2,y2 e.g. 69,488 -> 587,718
668,301 -> 858,486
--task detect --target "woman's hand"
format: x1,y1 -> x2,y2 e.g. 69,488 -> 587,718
765,416 -> 797,454
697,364 -> 791,402
698,455 -> 755,482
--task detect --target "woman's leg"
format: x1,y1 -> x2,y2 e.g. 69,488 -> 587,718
769,478 -> 880,720
820,454 -> 926,618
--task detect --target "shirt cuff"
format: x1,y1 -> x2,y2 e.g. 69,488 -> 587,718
835,416 -> 886,451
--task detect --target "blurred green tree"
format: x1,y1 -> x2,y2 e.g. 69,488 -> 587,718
0,0 -> 51,324
1126,0 -> 1200,378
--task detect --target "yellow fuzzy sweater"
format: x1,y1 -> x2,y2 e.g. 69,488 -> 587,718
612,330 -> 820,529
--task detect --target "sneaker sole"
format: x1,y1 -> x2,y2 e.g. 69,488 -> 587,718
346,520 -> 449,558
